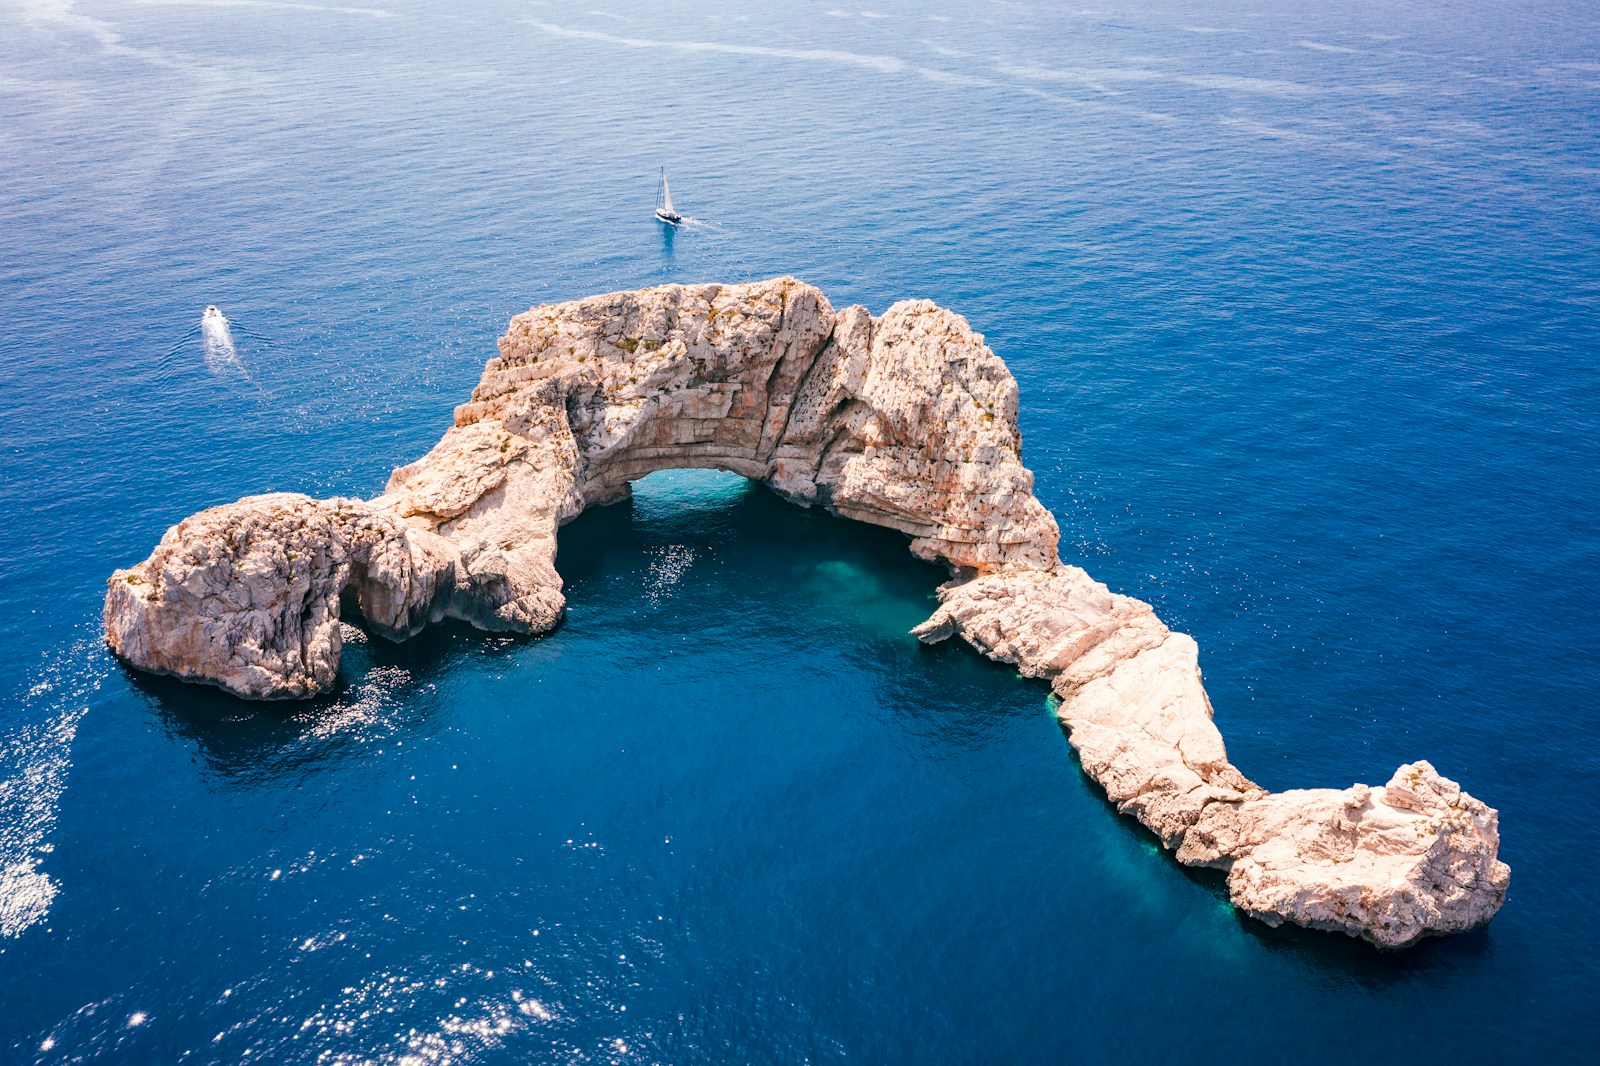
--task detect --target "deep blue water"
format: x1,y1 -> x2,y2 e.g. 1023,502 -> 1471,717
2,0 -> 1598,1061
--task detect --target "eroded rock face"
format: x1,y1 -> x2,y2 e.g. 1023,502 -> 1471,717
104,493 -> 461,699
1179,763 -> 1510,948
104,277 -> 1507,947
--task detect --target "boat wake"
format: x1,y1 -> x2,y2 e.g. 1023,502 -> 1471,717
201,306 -> 246,377
157,306 -> 265,385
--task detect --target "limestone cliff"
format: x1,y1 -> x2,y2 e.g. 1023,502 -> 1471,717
104,277 -> 1508,948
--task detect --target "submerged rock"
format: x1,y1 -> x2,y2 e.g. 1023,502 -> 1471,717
104,277 -> 1508,947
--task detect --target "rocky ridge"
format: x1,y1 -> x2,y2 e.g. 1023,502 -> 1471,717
104,277 -> 1508,947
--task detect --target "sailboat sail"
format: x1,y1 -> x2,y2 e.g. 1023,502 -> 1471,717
655,166 -> 682,223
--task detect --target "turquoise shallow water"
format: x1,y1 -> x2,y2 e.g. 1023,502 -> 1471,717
1,0 -> 1598,1061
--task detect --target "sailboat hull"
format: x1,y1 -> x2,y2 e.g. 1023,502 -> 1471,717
655,209 -> 682,224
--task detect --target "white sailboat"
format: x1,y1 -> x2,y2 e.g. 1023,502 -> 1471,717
655,167 -> 682,225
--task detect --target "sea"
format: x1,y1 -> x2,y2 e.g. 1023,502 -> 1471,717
1,1 -> 1597,1061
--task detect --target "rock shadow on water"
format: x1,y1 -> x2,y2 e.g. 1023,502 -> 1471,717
1226,896 -> 1498,986
892,636 -> 1054,751
121,619 -> 487,783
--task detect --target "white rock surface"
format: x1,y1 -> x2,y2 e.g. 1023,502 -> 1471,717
104,277 -> 1508,946
104,493 -> 461,699
1179,762 -> 1510,948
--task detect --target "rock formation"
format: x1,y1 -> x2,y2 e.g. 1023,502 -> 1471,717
104,277 -> 1508,947
914,567 -> 1509,947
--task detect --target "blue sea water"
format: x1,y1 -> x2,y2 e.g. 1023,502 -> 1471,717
2,0 -> 1598,1060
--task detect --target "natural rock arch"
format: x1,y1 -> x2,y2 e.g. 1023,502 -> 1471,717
104,278 -> 1507,948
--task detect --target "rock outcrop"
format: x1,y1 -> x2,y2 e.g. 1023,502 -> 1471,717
105,494 -> 459,699
913,566 -> 1508,947
104,277 -> 1508,947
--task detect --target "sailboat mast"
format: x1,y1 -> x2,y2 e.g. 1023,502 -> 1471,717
654,165 -> 681,223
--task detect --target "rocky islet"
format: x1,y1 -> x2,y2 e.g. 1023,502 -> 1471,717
104,277 -> 1509,948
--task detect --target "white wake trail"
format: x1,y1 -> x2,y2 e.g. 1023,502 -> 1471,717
200,307 -> 247,377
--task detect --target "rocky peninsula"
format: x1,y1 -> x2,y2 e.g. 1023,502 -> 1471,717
104,278 -> 1508,948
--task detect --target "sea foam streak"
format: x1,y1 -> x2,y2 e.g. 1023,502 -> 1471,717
0,636 -> 105,939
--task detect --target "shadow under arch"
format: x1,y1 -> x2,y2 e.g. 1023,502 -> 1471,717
125,618 -> 480,784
